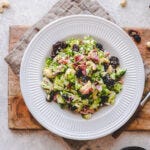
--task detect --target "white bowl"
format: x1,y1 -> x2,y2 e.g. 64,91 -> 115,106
20,15 -> 145,140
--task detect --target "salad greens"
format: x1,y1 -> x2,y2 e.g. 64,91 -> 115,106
41,36 -> 126,119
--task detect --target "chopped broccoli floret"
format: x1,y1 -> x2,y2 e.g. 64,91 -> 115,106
82,114 -> 92,120
45,57 -> 52,67
41,36 -> 126,119
90,98 -> 100,110
113,83 -> 122,93
110,72 -> 116,80
53,76 -> 64,91
41,77 -> 53,92
56,94 -> 65,104
75,80 -> 82,90
108,91 -> 116,104
116,68 -> 126,79
65,68 -> 76,83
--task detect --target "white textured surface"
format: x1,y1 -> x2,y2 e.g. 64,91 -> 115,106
0,0 -> 150,150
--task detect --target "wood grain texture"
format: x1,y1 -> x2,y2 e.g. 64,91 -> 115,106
8,26 -> 150,130
125,28 -> 150,130
8,26 -> 43,129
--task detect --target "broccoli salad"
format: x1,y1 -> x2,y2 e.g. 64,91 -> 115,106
41,36 -> 126,119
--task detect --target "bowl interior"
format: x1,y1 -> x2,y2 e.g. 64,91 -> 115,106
45,34 -> 122,120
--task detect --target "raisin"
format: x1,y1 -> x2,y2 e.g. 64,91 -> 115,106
51,41 -> 67,58
103,62 -> 109,71
133,34 -> 141,43
69,105 -> 77,111
81,76 -> 90,83
76,69 -> 83,77
53,41 -> 62,51
102,74 -> 115,87
100,95 -> 108,104
72,44 -> 79,52
46,91 -> 56,102
81,94 -> 91,99
61,42 -> 68,49
51,52 -> 56,58
62,94 -> 68,100
109,56 -> 119,68
96,43 -> 104,51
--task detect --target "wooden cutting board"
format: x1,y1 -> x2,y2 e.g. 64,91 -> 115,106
8,25 -> 150,130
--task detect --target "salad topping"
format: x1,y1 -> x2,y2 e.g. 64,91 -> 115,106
41,36 -> 126,119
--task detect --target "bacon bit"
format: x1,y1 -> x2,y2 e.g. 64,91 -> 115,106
80,81 -> 93,95
87,50 -> 99,63
53,94 -> 57,102
74,54 -> 84,62
73,63 -> 78,69
79,62 -> 86,67
58,58 -> 69,65
80,108 -> 95,114
82,69 -> 86,76
67,83 -> 72,89
118,79 -> 124,84
78,62 -> 87,76
66,99 -> 71,104
66,97 -> 73,104
80,87 -> 92,95
104,52 -> 110,57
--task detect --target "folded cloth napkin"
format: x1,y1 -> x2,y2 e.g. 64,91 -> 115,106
5,0 -> 115,76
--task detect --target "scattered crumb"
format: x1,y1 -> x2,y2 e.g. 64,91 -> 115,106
0,0 -> 10,14
120,0 -> 127,7
0,6 -> 4,13
128,30 -> 138,36
146,41 -> 150,49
